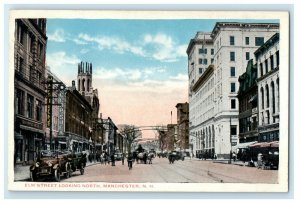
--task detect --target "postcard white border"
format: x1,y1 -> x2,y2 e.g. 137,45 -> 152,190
8,10 -> 289,192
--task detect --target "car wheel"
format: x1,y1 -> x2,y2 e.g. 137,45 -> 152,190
80,163 -> 84,175
54,168 -> 61,182
30,171 -> 36,181
64,163 -> 71,178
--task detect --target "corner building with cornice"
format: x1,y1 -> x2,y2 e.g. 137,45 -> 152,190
187,22 -> 279,158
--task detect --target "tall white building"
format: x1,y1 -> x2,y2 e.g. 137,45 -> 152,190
255,33 -> 280,143
186,32 -> 214,156
187,22 -> 279,158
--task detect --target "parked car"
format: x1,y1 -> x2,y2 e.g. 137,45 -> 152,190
114,153 -> 123,161
29,150 -> 71,182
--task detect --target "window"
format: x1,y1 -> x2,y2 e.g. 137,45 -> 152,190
230,36 -> 235,45
211,49 -> 214,55
255,37 -> 264,46
38,41 -> 44,60
271,82 -> 275,114
17,56 -> 24,74
28,34 -> 35,53
265,59 -> 269,73
199,48 -> 207,54
36,99 -> 42,121
230,67 -> 236,77
199,68 -> 203,74
266,85 -> 270,108
245,37 -> 249,45
211,58 -> 214,64
27,94 -> 34,119
260,63 -> 263,77
230,52 -> 235,61
276,50 -> 279,67
37,71 -> 42,85
231,99 -> 236,109
17,22 -> 25,45
16,89 -> 24,115
29,66 -> 34,81
261,87 -> 264,109
246,52 -> 250,60
199,58 -> 203,64
230,125 -> 237,136
270,55 -> 274,70
204,59 -> 208,65
231,83 -> 236,92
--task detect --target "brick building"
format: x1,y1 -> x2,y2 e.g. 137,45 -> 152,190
14,19 -> 47,164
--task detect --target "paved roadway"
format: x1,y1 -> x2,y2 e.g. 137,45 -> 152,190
61,158 -> 278,183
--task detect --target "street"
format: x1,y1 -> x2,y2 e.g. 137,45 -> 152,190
58,158 -> 278,184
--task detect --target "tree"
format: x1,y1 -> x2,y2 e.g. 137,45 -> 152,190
118,125 -> 142,153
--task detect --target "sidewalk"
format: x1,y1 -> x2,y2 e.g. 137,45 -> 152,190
14,161 -> 101,181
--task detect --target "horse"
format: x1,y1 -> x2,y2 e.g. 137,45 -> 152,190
168,153 -> 176,164
147,152 -> 155,164
135,152 -> 147,164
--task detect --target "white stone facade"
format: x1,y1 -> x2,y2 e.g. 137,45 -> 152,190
187,23 -> 279,158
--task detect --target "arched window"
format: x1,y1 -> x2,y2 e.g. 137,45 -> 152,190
87,79 -> 90,92
260,87 -> 264,109
276,78 -> 279,112
265,84 -> 269,108
82,79 -> 85,91
78,79 -> 80,91
271,81 -> 275,114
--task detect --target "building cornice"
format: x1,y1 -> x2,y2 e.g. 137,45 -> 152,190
192,64 -> 214,92
211,22 -> 279,40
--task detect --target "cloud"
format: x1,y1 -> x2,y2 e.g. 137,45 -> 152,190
77,33 -> 146,57
170,73 -> 188,81
48,29 -> 66,42
75,33 -> 187,62
93,66 -> 168,82
80,49 -> 89,54
46,52 -> 81,85
142,33 -> 187,62
73,38 -> 88,45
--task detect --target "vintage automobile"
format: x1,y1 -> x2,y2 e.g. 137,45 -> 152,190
114,152 -> 123,161
29,150 -> 72,182
66,152 -> 87,175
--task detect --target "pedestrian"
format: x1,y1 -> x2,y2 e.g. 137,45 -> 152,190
122,153 -> 125,165
127,153 -> 133,170
111,154 -> 115,166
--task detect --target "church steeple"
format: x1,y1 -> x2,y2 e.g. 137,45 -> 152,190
77,61 -> 92,95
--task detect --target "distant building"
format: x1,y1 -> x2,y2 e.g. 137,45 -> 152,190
166,124 -> 177,151
64,81 -> 93,152
14,19 -> 47,164
255,33 -> 280,142
102,117 -> 118,155
176,102 -> 189,150
237,59 -> 258,144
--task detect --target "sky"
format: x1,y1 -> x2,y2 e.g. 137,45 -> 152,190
46,18 -> 278,138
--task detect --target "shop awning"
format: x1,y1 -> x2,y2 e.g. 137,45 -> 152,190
232,141 -> 257,151
249,141 -> 279,148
